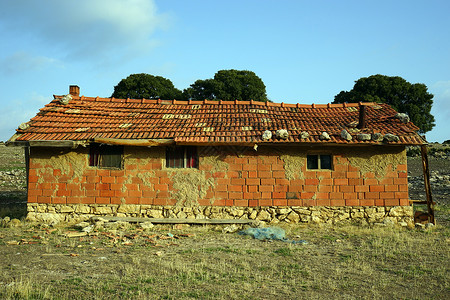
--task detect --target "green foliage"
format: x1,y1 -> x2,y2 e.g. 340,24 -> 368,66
333,74 -> 435,133
184,69 -> 269,101
111,73 -> 183,100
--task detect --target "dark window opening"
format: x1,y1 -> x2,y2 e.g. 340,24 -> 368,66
307,154 -> 332,170
166,146 -> 198,168
89,144 -> 123,169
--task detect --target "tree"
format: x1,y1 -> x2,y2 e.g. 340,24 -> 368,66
184,69 -> 269,101
333,74 -> 435,133
111,73 -> 183,100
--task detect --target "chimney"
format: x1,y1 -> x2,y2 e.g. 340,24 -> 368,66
69,85 -> 80,97
357,104 -> 366,129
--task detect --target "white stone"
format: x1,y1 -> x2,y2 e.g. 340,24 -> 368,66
276,129 -> 289,139
262,130 -> 272,140
340,129 -> 352,141
319,132 -> 331,140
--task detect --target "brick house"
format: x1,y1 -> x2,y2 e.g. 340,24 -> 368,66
7,85 -> 425,225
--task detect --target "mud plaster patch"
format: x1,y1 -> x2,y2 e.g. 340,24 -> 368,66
201,155 -> 229,172
346,148 -> 406,180
280,153 -> 306,180
169,169 -> 215,207
33,149 -> 87,184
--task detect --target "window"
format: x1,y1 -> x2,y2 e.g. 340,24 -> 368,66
166,146 -> 198,168
89,144 -> 123,169
307,154 -> 332,170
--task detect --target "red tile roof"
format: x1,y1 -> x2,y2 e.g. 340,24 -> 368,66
10,93 -> 425,146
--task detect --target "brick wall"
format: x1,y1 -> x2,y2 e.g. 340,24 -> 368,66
27,145 -> 409,207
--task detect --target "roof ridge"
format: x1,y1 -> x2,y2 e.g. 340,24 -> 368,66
54,94 -> 376,108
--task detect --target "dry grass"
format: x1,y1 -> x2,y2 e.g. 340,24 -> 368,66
0,223 -> 449,299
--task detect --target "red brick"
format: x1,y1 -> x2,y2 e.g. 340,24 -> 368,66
375,199 -> 384,206
365,172 -> 375,178
386,171 -> 398,178
369,185 -> 385,192
29,189 -> 42,196
305,178 -> 319,185
96,183 -> 110,191
316,192 -> 330,199
330,199 -> 345,206
86,176 -> 100,183
248,171 -> 258,178
397,164 -> 408,171
272,191 -> 285,199
304,171 -> 317,178
257,164 -> 271,171
364,178 -> 378,185
334,178 -> 348,185
231,178 -> 245,185
248,199 -> 258,207
228,163 -> 243,171
227,171 -> 240,178
261,192 -> 272,199
273,199 -> 287,206
153,198 -> 167,205
229,192 -> 243,199
243,192 -> 253,199
355,185 -> 369,193
345,199 -> 359,206
274,185 -> 288,192
385,199 -> 400,206
82,196 -> 96,204
399,198 -> 410,206
398,172 -> 407,178
235,199 -> 248,206
214,191 -> 228,199
127,190 -> 141,197
384,185 -> 398,192
288,199 -> 302,206
300,192 -> 315,199
317,185 -> 333,193
86,189 -> 99,197
340,185 -> 354,193
37,196 -> 51,203
272,170 -> 285,178
28,175 -> 39,183
365,192 -> 379,199
229,185 -> 243,192
95,197 -> 110,204
398,184 -> 408,192
157,191 -> 170,198
110,170 -> 125,177
259,185 -> 273,192
56,190 -> 70,197
67,197 -> 81,204
346,171 -> 360,178
360,199 -> 375,206
395,191 -> 409,199
316,199 -> 330,206
380,192 -> 395,199
28,195 -> 38,203
257,171 -> 272,178
320,178 -> 333,185
318,170 -> 332,178
261,178 -> 275,185
394,178 -> 408,185
243,164 -> 257,171
271,163 -> 285,171
275,178 -> 289,185
52,196 -> 66,204
259,199 -> 273,206
348,178 -> 363,186
71,189 -> 85,197
348,165 -> 359,172
247,185 -> 258,192
330,192 -> 344,199
212,198 -> 226,206
198,199 -> 211,206
343,192 -> 358,200
225,199 -> 234,206
304,185 -> 317,192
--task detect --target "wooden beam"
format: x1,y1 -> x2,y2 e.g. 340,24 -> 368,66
420,145 -> 435,224
91,216 -> 253,224
93,138 -> 175,147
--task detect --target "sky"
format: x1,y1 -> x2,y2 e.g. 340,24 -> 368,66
0,0 -> 449,142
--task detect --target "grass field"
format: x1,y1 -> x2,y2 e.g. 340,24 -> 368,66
0,222 -> 449,299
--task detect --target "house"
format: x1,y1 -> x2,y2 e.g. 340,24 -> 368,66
7,85 -> 426,225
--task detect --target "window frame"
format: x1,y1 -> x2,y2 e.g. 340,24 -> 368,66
165,146 -> 198,169
89,143 -> 124,169
306,154 -> 333,170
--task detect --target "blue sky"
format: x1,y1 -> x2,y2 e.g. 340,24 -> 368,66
0,0 -> 449,142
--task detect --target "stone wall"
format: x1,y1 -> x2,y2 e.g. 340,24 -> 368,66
27,145 -> 410,209
27,203 -> 413,227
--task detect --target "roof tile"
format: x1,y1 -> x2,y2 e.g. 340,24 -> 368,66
12,94 -> 424,145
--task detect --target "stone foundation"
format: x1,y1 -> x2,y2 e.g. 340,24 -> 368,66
27,203 -> 414,227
